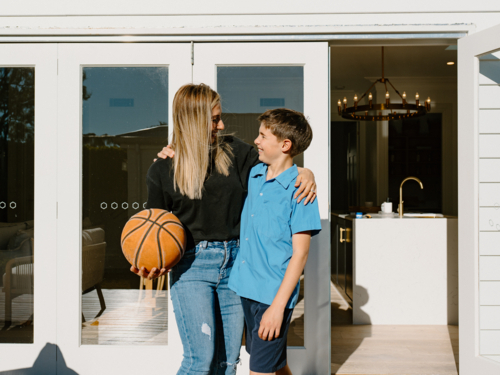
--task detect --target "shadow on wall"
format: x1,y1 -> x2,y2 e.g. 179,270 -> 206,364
353,284 -> 371,325
0,343 -> 78,375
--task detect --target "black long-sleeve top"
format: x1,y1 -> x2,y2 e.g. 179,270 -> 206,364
146,136 -> 259,250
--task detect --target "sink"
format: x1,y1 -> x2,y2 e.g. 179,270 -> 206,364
403,213 -> 444,218
364,212 -> 444,219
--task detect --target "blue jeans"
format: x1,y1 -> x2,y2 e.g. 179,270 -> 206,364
170,238 -> 244,375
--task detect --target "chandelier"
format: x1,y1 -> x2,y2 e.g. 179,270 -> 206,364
337,47 -> 431,121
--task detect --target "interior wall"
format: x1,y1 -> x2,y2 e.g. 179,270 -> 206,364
331,46 -> 458,215
378,77 -> 458,215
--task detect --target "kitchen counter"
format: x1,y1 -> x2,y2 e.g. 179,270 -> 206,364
332,212 -> 457,219
331,213 -> 458,325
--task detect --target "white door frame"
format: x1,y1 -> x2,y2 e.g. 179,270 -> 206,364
0,44 -> 58,372
458,23 -> 500,374
0,33 -> 470,374
194,42 -> 330,375
56,43 -> 192,373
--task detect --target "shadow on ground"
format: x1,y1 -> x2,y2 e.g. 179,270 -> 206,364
331,284 -> 372,374
0,342 -> 78,375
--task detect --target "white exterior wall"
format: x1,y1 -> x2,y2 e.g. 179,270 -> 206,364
478,53 -> 500,362
0,1 -> 498,36
1,0 -> 499,15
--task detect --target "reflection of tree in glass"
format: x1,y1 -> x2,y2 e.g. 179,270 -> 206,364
0,68 -> 35,223
0,68 -> 34,145
82,70 -> 92,102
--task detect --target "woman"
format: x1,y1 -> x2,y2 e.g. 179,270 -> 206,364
132,84 -> 316,375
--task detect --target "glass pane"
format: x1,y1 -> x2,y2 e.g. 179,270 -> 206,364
217,66 -> 304,167
0,67 -> 35,343
81,67 -> 169,345
217,66 -> 305,346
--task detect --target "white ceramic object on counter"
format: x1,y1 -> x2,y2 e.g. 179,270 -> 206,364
381,202 -> 393,213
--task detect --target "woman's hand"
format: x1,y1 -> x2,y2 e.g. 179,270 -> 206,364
258,304 -> 284,341
155,145 -> 175,161
295,167 -> 317,204
130,265 -> 170,280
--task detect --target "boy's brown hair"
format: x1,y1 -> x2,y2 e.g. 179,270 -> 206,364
258,108 -> 313,158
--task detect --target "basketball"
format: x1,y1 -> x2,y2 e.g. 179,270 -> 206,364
121,208 -> 187,271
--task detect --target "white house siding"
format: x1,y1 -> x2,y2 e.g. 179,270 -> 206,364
479,51 -> 500,361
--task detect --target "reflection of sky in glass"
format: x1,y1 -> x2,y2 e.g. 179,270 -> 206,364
82,67 -> 168,136
217,66 -> 303,113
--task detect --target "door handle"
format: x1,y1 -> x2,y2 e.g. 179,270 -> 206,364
346,228 -> 352,243
340,227 -> 345,243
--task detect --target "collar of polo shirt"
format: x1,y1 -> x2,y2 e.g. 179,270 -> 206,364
250,163 -> 298,190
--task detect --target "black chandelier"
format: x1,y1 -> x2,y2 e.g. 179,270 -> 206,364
337,47 -> 431,121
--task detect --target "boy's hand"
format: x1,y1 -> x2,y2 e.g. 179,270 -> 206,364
130,265 -> 170,280
294,168 -> 317,205
258,305 -> 284,341
154,145 -> 175,162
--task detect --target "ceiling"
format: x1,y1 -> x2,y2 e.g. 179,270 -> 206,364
331,46 -> 457,89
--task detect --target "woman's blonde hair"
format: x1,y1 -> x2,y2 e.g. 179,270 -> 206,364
171,83 -> 233,199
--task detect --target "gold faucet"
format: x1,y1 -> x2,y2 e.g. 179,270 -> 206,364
399,177 -> 424,218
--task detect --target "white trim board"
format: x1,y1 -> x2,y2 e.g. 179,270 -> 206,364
0,33 -> 467,43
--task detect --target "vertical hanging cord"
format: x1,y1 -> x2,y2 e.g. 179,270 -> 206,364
381,46 -> 385,80
382,46 -> 389,94
191,41 -> 194,83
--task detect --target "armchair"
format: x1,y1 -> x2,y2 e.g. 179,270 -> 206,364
2,254 -> 34,326
81,228 -> 107,323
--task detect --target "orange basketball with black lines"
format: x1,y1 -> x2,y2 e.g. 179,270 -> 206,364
121,209 -> 186,271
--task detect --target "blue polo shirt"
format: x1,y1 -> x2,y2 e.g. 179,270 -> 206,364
228,163 -> 322,309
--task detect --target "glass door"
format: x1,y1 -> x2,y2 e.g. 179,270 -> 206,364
193,42 -> 330,374
0,44 -> 58,372
57,43 -> 191,373
458,24 -> 500,374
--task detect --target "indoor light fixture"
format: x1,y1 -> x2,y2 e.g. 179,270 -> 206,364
337,47 -> 431,121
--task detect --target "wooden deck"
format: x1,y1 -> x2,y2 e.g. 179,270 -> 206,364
82,288 -> 168,345
81,287 -> 305,347
0,292 -> 34,343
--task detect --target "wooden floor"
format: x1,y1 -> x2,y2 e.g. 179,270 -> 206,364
82,287 -> 305,347
82,288 -> 168,345
330,282 -> 459,375
0,284 -> 460,374
0,292 -> 34,343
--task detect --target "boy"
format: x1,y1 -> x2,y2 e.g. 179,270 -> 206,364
228,108 -> 321,375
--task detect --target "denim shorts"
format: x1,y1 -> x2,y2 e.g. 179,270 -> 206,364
241,297 -> 294,373
170,238 -> 244,375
